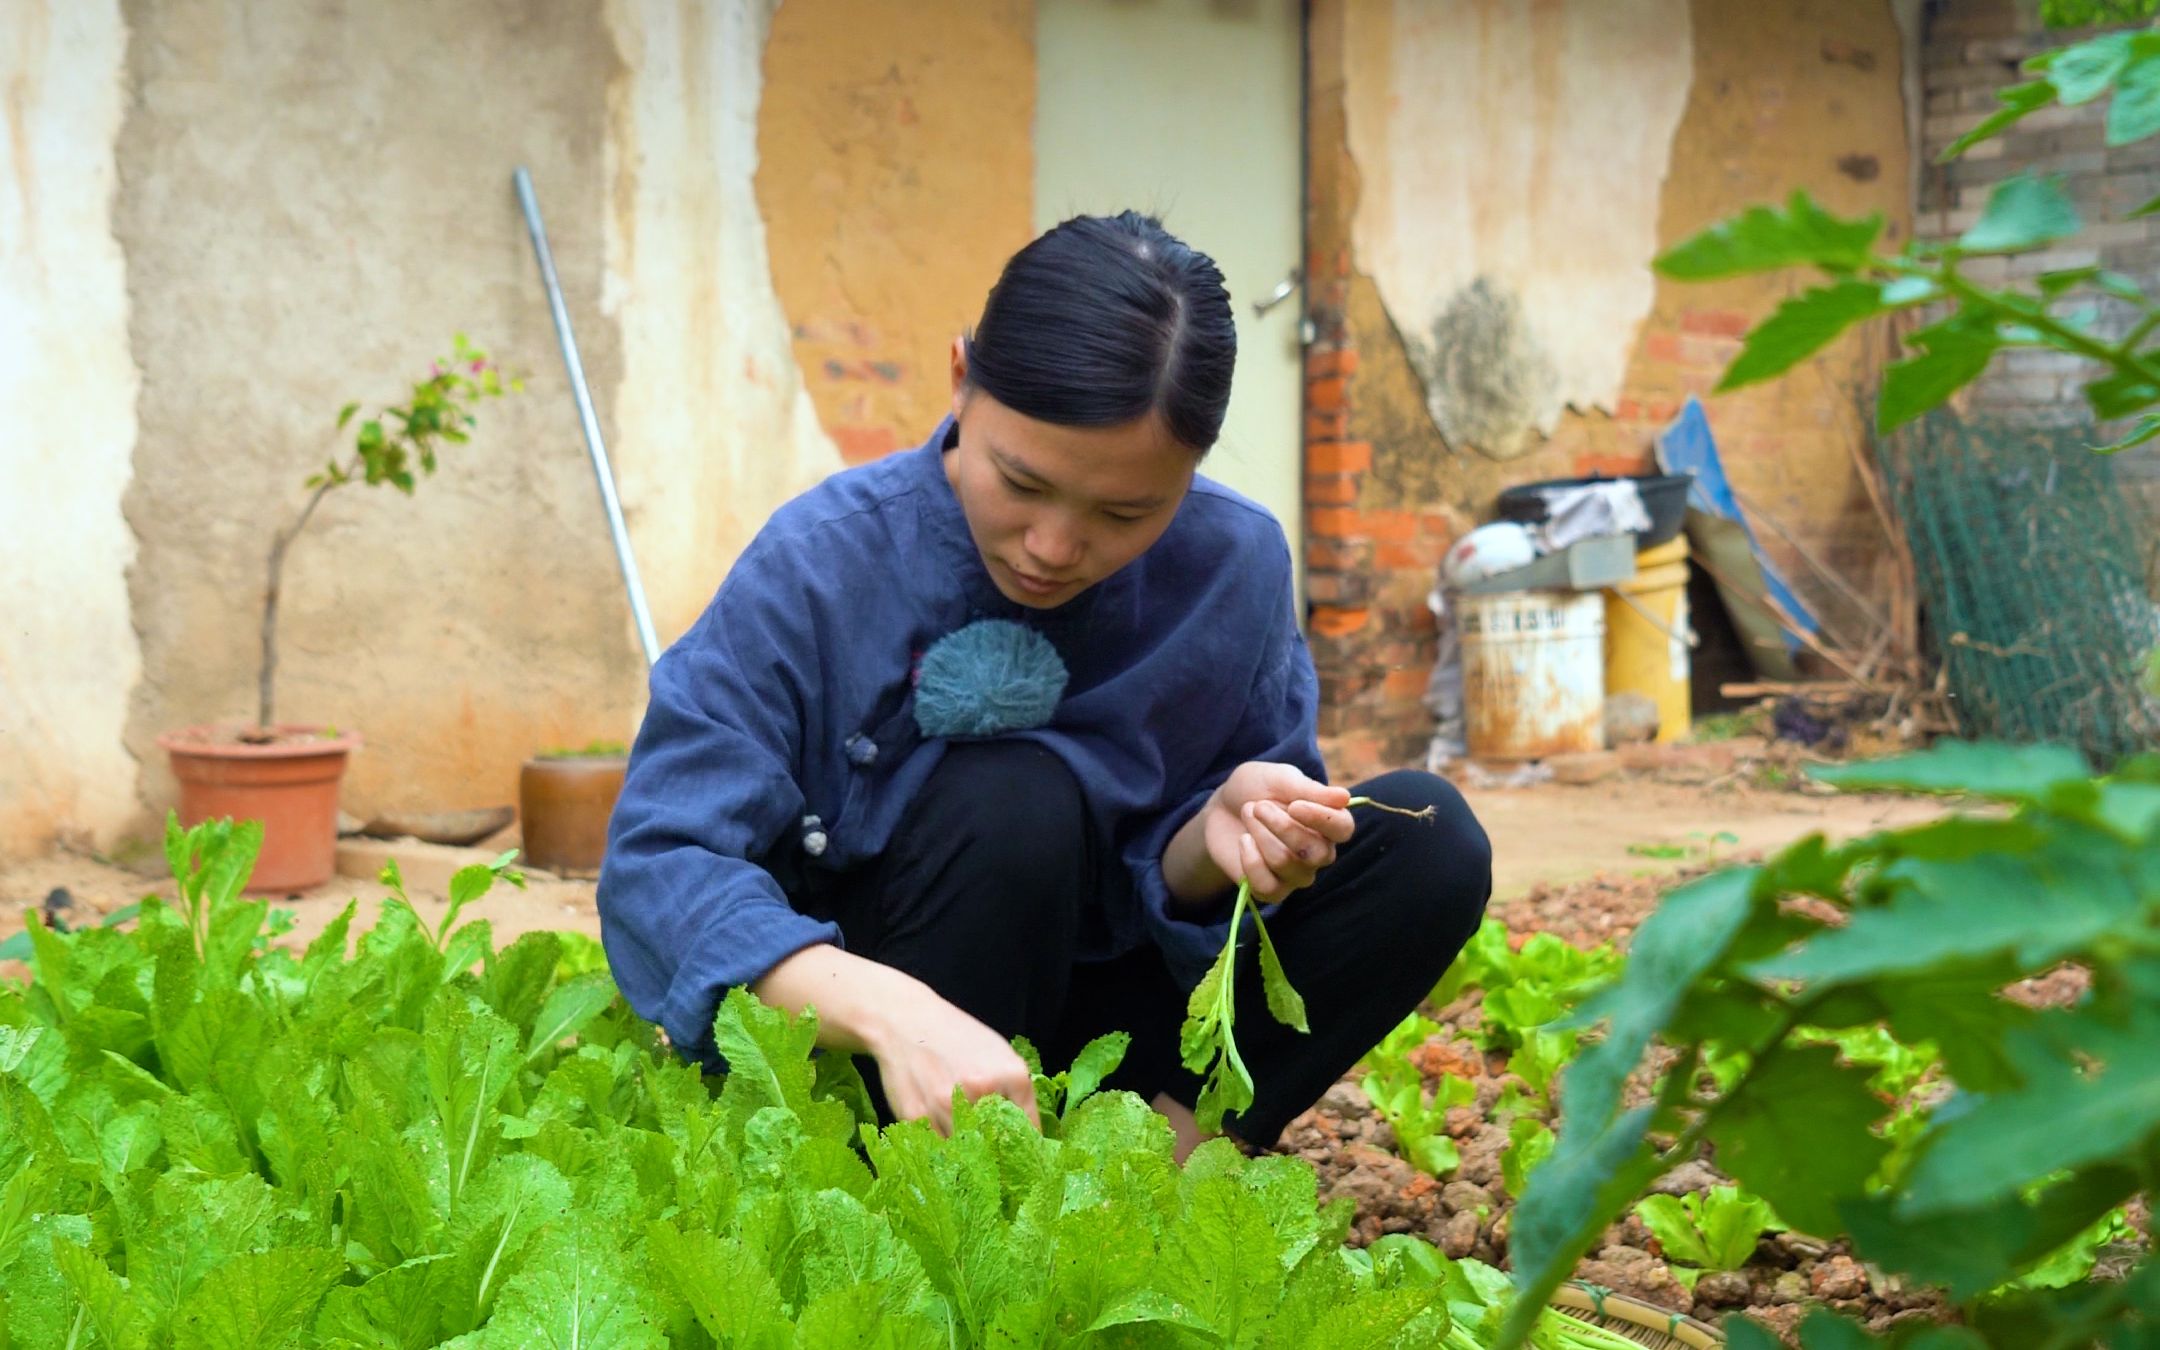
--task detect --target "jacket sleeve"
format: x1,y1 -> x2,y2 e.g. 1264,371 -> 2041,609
595,541 -> 843,1060
1123,554 -> 1327,986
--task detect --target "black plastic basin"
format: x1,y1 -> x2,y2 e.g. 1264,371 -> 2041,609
1495,473 -> 1694,550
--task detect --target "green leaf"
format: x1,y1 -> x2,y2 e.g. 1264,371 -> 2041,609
1879,324 -> 2003,431
1901,1005 -> 2160,1215
479,1214 -> 666,1349
1706,1045 -> 1887,1240
2039,32 -> 2136,105
441,862 -> 499,945
1162,1174 -> 1288,1341
1251,906 -> 1308,1034
1698,1186 -> 1780,1269
442,1155 -> 575,1333
1810,740 -> 2090,798
423,989 -> 522,1209
2109,48 -> 2160,145
314,1255 -> 457,1349
1960,174 -> 2082,254
2094,413 -> 2160,454
2083,370 -> 2160,420
1635,1194 -> 1714,1267
1501,1118 -> 1556,1199
1182,886 -> 1255,1134
1749,835 -> 2141,988
1942,81 -> 2054,160
52,1241 -> 151,1350
1061,1032 -> 1129,1114
337,401 -> 361,429
524,971 -> 617,1065
1717,281 -> 1885,391
644,1221 -> 789,1350
1657,192 -> 1883,280
170,1247 -> 343,1348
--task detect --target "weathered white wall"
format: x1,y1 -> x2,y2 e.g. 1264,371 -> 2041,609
1343,0 -> 1693,460
0,0 -> 141,853
602,0 -> 844,641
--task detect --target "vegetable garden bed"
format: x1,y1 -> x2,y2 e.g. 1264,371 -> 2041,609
4,740 -> 2156,1347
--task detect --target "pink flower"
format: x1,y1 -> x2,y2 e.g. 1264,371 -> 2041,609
470,359 -> 486,373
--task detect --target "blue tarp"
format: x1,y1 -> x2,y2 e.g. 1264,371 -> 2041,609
1655,396 -> 1820,641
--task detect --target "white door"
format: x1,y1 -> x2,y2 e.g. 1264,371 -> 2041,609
1034,0 -> 1305,592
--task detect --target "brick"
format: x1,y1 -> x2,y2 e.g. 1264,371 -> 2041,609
1679,335 -> 1741,372
1304,347 -> 1360,379
1418,509 -> 1460,539
1678,308 -> 1751,338
1381,667 -> 1432,702
1306,410 -> 1349,442
1307,536 -> 1370,572
1309,606 -> 1371,638
1307,440 -> 1372,474
1306,473 -> 1359,505
1364,510 -> 1420,544
1575,450 -> 1653,477
1308,506 -> 1363,539
1641,331 -> 1684,364
1375,540 -> 1436,571
832,424 -> 900,463
1308,376 -> 1347,413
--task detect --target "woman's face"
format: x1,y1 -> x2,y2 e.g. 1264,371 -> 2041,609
944,340 -> 1196,610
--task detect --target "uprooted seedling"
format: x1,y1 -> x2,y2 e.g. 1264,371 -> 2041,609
1180,795 -> 1435,1134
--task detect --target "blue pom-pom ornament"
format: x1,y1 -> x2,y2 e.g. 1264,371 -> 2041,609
913,620 -> 1069,738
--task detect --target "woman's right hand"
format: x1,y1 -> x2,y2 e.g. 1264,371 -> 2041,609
864,987 -> 1041,1134
754,944 -> 1038,1134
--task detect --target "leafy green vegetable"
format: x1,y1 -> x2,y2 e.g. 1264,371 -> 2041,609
12,810 -> 1662,1347
1180,794 -> 1434,1136
1359,1014 -> 1475,1177
1500,1118 -> 1556,1202
1495,741 -> 2160,1349
1634,1185 -> 1782,1278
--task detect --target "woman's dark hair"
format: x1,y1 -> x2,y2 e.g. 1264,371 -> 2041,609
963,211 -> 1236,454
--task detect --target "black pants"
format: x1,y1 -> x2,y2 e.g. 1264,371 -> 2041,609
794,740 -> 1492,1145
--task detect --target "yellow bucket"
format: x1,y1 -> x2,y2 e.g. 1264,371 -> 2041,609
1604,536 -> 1691,743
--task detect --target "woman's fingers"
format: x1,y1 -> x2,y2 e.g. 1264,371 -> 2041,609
1238,832 -> 1287,900
1283,797 -> 1356,845
1256,800 -> 1336,867
1243,803 -> 1322,896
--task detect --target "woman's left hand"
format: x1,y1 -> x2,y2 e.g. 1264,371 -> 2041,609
1205,762 -> 1357,902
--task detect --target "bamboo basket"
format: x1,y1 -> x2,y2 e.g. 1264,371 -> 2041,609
1548,1283 -> 1724,1348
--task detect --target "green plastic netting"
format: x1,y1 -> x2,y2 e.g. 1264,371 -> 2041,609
1881,410 -> 2159,764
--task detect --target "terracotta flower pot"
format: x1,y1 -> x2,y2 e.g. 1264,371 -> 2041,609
518,754 -> 627,877
157,724 -> 362,894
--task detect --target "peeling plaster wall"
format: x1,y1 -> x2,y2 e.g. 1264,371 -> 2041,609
117,0 -> 644,826
8,0 -> 1029,855
756,0 -> 1034,466
1343,0 -> 1694,461
1309,0 -> 1916,775
0,0 -> 139,854
603,0 -> 847,641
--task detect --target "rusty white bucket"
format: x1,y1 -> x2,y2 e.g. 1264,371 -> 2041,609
1459,590 -> 1606,760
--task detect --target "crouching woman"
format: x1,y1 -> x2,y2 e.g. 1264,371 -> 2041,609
597,211 -> 1492,1155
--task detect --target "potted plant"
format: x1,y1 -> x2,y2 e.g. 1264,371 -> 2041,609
519,738 -> 630,878
157,336 -> 518,892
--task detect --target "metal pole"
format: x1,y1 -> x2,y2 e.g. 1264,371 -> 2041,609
512,166 -> 662,669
